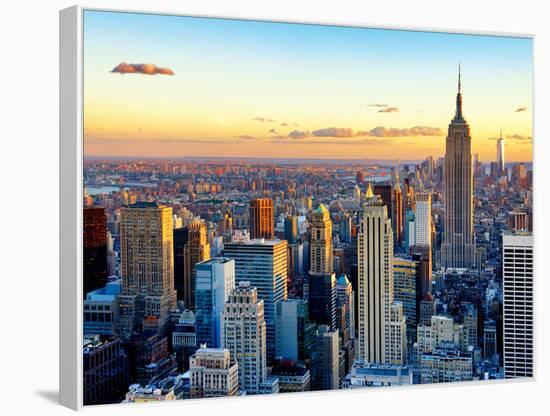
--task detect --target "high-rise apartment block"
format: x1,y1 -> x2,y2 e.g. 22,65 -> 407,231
503,232 -> 533,378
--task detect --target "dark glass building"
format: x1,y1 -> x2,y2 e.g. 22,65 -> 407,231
83,207 -> 108,298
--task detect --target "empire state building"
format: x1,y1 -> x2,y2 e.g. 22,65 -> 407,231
441,67 -> 476,269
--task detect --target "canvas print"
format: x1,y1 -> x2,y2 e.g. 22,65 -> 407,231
81,10 -> 533,405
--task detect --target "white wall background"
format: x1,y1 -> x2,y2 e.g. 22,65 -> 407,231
0,0 -> 548,415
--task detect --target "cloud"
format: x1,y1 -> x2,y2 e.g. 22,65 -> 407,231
271,137 -> 392,146
312,127 -> 355,137
281,123 -> 288,127
268,128 -> 277,134
252,117 -> 275,122
368,103 -> 388,108
288,130 -> 309,139
356,126 -> 444,137
111,62 -> 174,75
506,134 -> 532,141
237,135 -> 257,140
378,107 -> 399,113
515,106 -> 528,112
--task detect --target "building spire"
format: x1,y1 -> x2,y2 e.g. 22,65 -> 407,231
365,182 -> 374,199
454,63 -> 464,121
458,62 -> 461,94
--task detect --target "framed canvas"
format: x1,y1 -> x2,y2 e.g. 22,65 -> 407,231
60,5 -> 534,410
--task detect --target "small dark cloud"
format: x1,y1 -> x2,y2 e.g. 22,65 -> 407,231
111,62 -> 174,75
268,128 -> 277,134
368,103 -> 388,108
515,106 -> 528,113
288,130 -> 309,139
378,107 -> 399,113
237,135 -> 257,140
253,117 -> 275,122
281,123 -> 288,127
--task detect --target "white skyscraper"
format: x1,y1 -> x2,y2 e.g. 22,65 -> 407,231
414,192 -> 432,246
357,183 -> 407,364
222,282 -> 268,394
503,232 -> 533,378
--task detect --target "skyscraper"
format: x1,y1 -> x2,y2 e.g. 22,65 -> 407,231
502,232 -> 533,378
223,239 -> 288,361
414,192 -> 432,246
222,282 -> 267,394
83,335 -> 129,405
311,325 -> 340,391
309,204 -> 333,275
195,258 -> 235,348
284,215 -> 299,243
173,226 -> 188,301
441,67 -> 476,269
357,184 -> 406,364
249,198 -> 274,239
497,129 -> 505,177
275,299 -> 316,363
308,204 -> 337,330
393,180 -> 404,247
183,220 -> 210,310
118,202 -> 177,338
393,257 -> 417,344
83,207 -> 108,298
336,274 -> 355,342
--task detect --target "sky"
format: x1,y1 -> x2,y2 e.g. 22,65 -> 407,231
83,10 -> 533,162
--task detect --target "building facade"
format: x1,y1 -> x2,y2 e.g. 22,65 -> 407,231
222,282 -> 267,394
223,239 -> 288,361
118,202 -> 177,339
195,258 -> 235,348
503,232 -> 533,378
189,346 -> 239,398
183,220 -> 210,310
249,198 -> 275,239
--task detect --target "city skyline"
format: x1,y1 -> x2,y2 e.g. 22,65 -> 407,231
83,10 -> 533,162
81,9 -> 534,405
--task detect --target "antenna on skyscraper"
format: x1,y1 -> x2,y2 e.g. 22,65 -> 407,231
458,62 -> 461,94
